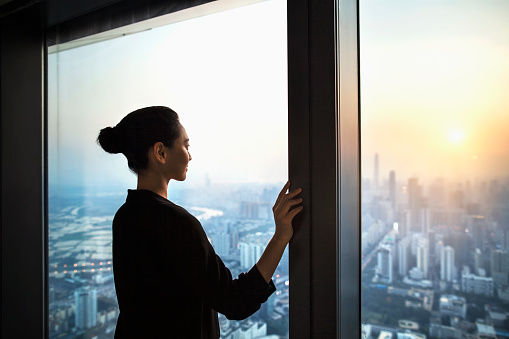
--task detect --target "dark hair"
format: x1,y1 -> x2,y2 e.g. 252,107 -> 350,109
97,106 -> 181,174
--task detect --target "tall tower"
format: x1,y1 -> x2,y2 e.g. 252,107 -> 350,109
398,237 -> 411,277
441,246 -> 455,282
74,286 -> 97,330
417,238 -> 429,279
239,242 -> 252,270
389,170 -> 396,211
377,245 -> 393,283
474,248 -> 484,275
279,247 -> 289,275
408,177 -> 423,232
239,242 -> 265,270
503,229 -> 509,251
398,210 -> 410,239
211,233 -> 230,256
467,215 -> 486,251
420,208 -> 430,234
491,250 -> 509,286
374,153 -> 379,190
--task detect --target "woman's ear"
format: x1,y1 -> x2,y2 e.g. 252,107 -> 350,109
151,142 -> 166,163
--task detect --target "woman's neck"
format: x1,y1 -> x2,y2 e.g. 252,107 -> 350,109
137,172 -> 169,199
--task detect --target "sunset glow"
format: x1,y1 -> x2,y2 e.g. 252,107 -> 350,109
361,0 -> 509,182
361,3 -> 509,334
448,128 -> 465,145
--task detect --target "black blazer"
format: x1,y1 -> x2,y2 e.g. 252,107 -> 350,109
112,189 -> 275,338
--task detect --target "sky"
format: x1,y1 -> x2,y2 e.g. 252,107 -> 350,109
48,0 -> 288,192
48,0 -> 509,192
360,0 -> 509,185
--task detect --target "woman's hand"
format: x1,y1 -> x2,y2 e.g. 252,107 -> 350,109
256,181 -> 304,283
272,181 -> 303,244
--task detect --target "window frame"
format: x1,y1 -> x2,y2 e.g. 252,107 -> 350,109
0,0 -> 362,338
1,3 -> 46,338
287,0 -> 360,337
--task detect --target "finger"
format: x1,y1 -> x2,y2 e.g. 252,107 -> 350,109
276,186 -> 302,208
278,198 -> 303,216
286,206 -> 304,221
273,181 -> 291,210
275,188 -> 303,212
285,187 -> 303,200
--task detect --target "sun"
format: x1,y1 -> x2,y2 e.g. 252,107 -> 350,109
448,128 -> 465,144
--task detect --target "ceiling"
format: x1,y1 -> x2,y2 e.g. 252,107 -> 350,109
0,0 -> 121,23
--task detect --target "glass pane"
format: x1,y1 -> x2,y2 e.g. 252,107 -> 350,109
360,1 -> 509,338
48,1 -> 289,338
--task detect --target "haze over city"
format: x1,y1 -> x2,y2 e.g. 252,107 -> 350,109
48,0 -> 287,191
361,0 -> 509,184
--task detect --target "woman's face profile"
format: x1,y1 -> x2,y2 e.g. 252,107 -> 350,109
164,125 -> 191,181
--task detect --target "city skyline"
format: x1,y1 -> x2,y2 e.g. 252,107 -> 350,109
48,181 -> 290,338
362,156 -> 509,338
46,0 -> 509,338
363,152 -> 509,187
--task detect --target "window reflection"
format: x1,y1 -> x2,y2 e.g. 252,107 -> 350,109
361,1 -> 509,338
48,1 -> 288,338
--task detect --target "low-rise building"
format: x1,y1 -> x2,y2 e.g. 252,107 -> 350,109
429,323 -> 462,339
475,321 -> 497,339
439,295 -> 466,319
485,305 -> 508,327
462,273 -> 494,297
497,286 -> 509,302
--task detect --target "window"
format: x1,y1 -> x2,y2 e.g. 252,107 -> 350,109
48,1 -> 289,337
360,1 -> 509,338
2,0 -> 360,337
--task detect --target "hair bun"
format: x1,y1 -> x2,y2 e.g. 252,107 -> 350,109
97,126 -> 124,154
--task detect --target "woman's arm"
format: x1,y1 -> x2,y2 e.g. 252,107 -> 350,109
256,181 -> 303,283
163,183 -> 302,319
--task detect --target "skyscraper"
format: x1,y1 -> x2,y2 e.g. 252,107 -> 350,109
279,247 -> 289,275
450,232 -> 472,267
420,208 -> 430,234
407,178 -> 423,232
398,237 -> 411,277
474,248 -> 484,276
398,210 -> 410,239
503,229 -> 509,251
467,215 -> 486,251
239,242 -> 251,270
211,233 -> 230,256
491,250 -> 509,286
441,246 -> 455,282
389,170 -> 396,211
417,238 -> 429,279
374,153 -> 379,190
377,245 -> 393,283
428,230 -> 436,261
239,242 -> 265,270
74,286 -> 97,330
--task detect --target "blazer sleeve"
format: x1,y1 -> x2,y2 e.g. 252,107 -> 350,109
166,209 -> 276,320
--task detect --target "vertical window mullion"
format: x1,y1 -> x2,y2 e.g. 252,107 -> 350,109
0,3 -> 46,338
338,0 -> 361,337
288,0 -> 361,337
288,0 -> 312,337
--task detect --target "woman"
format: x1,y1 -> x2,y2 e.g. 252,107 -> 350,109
97,106 -> 303,338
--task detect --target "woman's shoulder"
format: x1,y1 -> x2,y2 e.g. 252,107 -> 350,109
159,200 -> 199,225
116,190 -> 197,222
154,199 -> 209,243
115,191 -> 206,244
